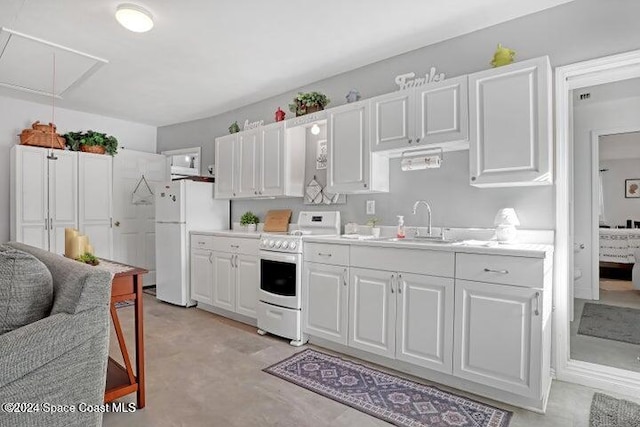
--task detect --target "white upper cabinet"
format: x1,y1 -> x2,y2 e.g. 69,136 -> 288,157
327,100 -> 389,193
469,56 -> 552,187
78,152 -> 113,259
371,76 -> 469,154
215,122 -> 304,199
370,90 -> 415,152
214,134 -> 237,198
236,129 -> 260,198
415,75 -> 469,146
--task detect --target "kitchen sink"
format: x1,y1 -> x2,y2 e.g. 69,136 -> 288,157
383,237 -> 458,244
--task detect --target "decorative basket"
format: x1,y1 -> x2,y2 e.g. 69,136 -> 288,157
80,144 -> 106,154
19,121 -> 65,149
296,105 -> 323,117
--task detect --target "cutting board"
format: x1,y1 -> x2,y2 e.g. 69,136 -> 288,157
263,210 -> 292,232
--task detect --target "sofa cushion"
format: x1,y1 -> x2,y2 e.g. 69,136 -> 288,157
0,245 -> 53,334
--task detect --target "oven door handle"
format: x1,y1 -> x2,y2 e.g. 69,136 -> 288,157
259,251 -> 300,264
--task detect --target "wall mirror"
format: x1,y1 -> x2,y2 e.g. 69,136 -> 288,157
162,147 -> 201,179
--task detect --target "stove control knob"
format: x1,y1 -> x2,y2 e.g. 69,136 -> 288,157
275,240 -> 282,248
282,241 -> 289,249
268,240 -> 275,248
289,242 -> 297,250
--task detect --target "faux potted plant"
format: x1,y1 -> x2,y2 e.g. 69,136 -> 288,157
63,130 -> 118,156
240,211 -> 259,232
367,217 -> 381,238
75,252 -> 100,266
289,91 -> 330,117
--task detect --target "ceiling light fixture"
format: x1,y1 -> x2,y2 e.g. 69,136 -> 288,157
115,4 -> 154,33
310,123 -> 320,136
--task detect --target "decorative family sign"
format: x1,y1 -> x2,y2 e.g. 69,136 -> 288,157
243,119 -> 264,130
395,67 -> 446,90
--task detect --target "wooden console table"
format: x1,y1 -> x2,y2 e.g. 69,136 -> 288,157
100,260 -> 148,409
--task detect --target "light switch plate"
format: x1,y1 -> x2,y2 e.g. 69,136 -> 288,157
366,200 -> 375,215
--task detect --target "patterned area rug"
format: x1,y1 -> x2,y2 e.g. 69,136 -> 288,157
264,349 -> 511,427
578,303 -> 640,345
590,393 -> 640,426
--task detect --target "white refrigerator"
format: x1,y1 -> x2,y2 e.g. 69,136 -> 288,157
155,180 -> 229,306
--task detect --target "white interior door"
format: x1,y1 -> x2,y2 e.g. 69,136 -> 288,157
113,149 -> 168,285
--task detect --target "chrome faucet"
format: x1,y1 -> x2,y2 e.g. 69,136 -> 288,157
412,200 -> 432,238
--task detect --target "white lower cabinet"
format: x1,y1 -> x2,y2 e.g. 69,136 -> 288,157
396,273 -> 454,374
190,234 -> 259,320
453,279 -> 543,398
304,262 -> 349,345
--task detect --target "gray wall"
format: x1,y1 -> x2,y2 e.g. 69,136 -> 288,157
158,0 -> 640,228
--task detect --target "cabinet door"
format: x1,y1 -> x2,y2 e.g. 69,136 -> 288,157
453,279 -> 542,398
191,248 -> 213,305
259,122 -> 284,197
371,90 -> 414,152
236,254 -> 259,318
214,134 -> 236,199
396,273 -> 454,374
327,101 -> 370,193
348,267 -> 396,358
415,75 -> 469,145
212,251 -> 236,311
236,130 -> 259,198
13,147 -> 48,250
49,150 -> 78,255
78,152 -> 113,258
304,262 -> 349,345
469,56 -> 552,187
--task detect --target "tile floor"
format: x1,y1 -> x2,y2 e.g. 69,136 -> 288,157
104,295 -> 638,427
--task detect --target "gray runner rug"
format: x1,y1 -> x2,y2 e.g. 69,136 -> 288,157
578,303 -> 640,345
590,392 -> 640,426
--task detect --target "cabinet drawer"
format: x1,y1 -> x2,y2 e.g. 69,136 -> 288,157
191,234 -> 215,250
304,243 -> 349,265
455,253 -> 543,288
350,246 -> 454,277
213,236 -> 258,255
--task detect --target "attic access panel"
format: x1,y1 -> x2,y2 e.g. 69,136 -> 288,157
0,27 -> 107,98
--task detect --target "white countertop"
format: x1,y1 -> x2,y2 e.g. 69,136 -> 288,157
302,235 -> 553,258
191,229 -> 261,239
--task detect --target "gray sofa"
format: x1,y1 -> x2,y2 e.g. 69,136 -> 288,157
0,242 -> 113,427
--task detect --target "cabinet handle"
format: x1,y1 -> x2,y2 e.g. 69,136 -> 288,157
317,252 -> 332,257
259,191 -> 263,195
471,177 -> 476,182
254,191 -> 258,195
343,268 -> 347,287
416,138 -> 421,143
208,252 -> 213,264
198,241 -> 205,245
49,218 -> 53,230
45,218 -> 48,231
230,244 -> 240,249
484,268 -> 509,274
397,274 -> 402,294
534,292 -> 540,316
408,139 -> 413,144
390,274 -> 395,293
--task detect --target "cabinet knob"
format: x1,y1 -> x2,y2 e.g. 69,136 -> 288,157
254,191 -> 258,195
114,221 -> 121,227
471,177 -> 476,182
416,138 -> 421,143
408,139 -> 413,144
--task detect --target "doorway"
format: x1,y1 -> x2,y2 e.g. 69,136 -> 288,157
556,50 -> 640,396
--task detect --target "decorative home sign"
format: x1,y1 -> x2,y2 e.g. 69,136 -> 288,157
244,119 -> 264,130
316,139 -> 327,170
625,179 -> 640,198
395,67 -> 446,90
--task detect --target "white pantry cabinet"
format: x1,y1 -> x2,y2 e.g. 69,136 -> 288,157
190,234 -> 259,320
453,279 -> 543,398
469,56 -> 552,187
78,152 -> 113,259
327,101 -> 389,193
370,75 -> 469,153
214,122 -> 305,199
10,146 -> 78,253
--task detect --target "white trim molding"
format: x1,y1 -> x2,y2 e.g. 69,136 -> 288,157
555,49 -> 640,395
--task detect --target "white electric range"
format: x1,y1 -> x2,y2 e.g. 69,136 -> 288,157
257,211 -> 341,346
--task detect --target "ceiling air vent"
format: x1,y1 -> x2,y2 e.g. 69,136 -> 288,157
0,27 -> 107,99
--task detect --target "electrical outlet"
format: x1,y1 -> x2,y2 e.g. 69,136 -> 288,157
366,200 -> 375,215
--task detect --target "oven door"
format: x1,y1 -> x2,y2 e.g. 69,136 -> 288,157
259,251 -> 301,309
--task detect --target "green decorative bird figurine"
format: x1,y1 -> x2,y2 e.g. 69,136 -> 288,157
491,44 -> 516,68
